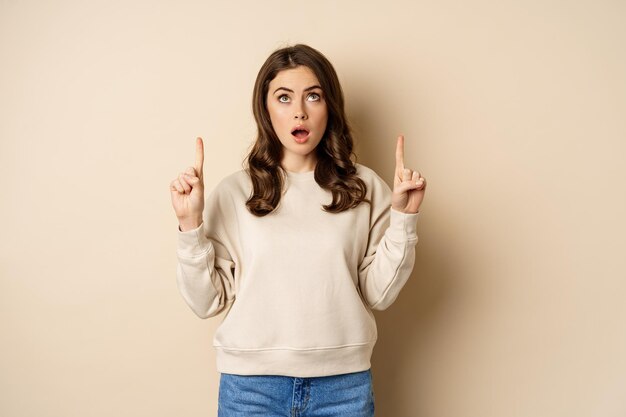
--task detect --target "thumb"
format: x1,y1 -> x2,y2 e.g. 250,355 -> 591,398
184,174 -> 202,186
394,181 -> 420,195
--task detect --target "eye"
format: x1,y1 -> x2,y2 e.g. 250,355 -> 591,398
307,93 -> 321,101
278,94 -> 290,103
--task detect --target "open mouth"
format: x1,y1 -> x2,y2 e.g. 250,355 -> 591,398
291,127 -> 310,139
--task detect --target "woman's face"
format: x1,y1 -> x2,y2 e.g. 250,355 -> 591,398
266,65 -> 328,170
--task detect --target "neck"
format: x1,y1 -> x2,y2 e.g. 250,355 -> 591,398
281,156 -> 317,173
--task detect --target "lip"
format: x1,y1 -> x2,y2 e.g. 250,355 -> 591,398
292,131 -> 310,143
291,124 -> 310,135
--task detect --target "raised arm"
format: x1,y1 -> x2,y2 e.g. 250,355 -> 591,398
170,137 -> 236,318
357,134 -> 427,310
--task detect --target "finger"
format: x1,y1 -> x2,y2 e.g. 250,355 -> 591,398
394,181 -> 421,194
183,173 -> 201,186
395,135 -> 405,174
185,166 -> 198,177
402,168 -> 412,182
171,179 -> 184,193
412,172 -> 426,188
178,174 -> 191,193
195,137 -> 204,179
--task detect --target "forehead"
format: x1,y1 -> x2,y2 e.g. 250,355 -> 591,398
268,66 -> 320,89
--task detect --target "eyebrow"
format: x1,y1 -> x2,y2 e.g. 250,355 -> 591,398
273,85 -> 322,94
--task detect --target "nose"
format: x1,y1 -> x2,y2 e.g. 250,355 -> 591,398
293,103 -> 308,120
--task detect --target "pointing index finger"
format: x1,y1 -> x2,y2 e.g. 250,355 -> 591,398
195,137 -> 204,178
396,134 -> 405,172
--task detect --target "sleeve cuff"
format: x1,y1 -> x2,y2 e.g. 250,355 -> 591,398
385,206 -> 419,243
177,221 -> 213,257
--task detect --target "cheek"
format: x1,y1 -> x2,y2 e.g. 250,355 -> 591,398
318,107 -> 329,127
268,103 -> 289,121
308,103 -> 326,118
318,103 -> 329,120
267,106 -> 291,138
266,103 -> 280,124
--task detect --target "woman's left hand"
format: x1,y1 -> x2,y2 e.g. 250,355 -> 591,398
391,135 -> 427,214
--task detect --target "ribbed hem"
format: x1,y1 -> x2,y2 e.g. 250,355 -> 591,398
214,342 -> 375,378
386,207 -> 419,243
177,222 -> 212,258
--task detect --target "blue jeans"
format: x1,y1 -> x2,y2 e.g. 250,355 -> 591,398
217,368 -> 375,417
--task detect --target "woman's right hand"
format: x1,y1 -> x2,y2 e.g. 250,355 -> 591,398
170,137 -> 205,230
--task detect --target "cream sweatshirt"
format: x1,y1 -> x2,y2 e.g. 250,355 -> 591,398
176,162 -> 419,378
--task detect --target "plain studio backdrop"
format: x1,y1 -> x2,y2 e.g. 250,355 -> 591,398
1,1 -> 625,416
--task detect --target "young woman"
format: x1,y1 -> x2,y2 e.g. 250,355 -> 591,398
170,44 -> 427,417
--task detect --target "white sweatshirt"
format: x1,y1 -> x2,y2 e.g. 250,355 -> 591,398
176,162 -> 419,378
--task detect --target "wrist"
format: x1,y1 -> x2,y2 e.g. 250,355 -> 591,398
178,217 -> 202,232
391,206 -> 419,215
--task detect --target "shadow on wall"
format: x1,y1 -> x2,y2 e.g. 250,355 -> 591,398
348,96 -> 457,416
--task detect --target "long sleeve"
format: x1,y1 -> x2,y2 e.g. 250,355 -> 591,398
175,186 -> 237,319
357,177 -> 419,311
174,165 -> 423,377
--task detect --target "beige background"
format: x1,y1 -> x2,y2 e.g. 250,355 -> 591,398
1,0 -> 625,416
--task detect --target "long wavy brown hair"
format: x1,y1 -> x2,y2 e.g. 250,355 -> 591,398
244,44 -> 370,216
